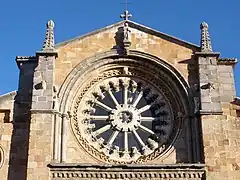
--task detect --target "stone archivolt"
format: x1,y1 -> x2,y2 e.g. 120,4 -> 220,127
0,145 -> 3,169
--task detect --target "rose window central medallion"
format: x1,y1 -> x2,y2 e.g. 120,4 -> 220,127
110,105 -> 141,132
75,75 -> 175,163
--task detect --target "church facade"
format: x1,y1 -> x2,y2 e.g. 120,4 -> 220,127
0,11 -> 240,179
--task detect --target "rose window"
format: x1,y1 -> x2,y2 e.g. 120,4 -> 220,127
77,76 -> 174,163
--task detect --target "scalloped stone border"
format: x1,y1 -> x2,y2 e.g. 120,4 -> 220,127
49,163 -> 206,179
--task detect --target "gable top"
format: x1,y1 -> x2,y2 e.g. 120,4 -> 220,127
55,20 -> 200,50
0,91 -> 16,102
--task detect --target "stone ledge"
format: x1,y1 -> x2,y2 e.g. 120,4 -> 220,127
36,50 -> 58,57
218,58 -> 238,65
199,110 -> 223,115
48,163 -> 206,179
15,56 -> 36,68
195,52 -> 220,57
30,109 -> 59,115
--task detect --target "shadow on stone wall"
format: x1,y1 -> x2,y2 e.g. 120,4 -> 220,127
7,61 -> 36,180
177,56 -> 204,164
113,27 -> 125,55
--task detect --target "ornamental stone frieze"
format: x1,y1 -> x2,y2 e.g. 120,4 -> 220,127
49,164 -> 205,180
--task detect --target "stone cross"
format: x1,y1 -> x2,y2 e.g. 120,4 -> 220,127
120,10 -> 132,21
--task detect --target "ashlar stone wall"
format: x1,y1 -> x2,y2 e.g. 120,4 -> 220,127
55,23 -> 198,87
0,92 -> 16,179
201,63 -> 240,180
54,23 -> 199,165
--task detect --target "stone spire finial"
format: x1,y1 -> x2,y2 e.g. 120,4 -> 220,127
42,20 -> 55,51
200,22 -> 213,52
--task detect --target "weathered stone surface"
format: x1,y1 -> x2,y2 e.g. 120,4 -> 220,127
55,24 -> 197,87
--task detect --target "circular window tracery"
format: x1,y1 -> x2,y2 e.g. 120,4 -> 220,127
66,55 -> 188,164
74,73 -> 177,163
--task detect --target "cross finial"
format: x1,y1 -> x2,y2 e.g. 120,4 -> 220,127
120,10 -> 132,21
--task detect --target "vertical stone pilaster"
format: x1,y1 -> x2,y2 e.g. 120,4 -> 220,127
218,64 -> 237,115
27,113 -> 53,180
52,113 -> 60,162
60,114 -> 69,162
32,19 -> 57,110
195,53 -> 222,114
31,53 -> 57,110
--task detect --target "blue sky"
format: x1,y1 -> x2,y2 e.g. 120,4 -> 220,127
0,0 -> 239,95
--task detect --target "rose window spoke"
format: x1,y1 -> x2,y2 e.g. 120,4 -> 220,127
132,130 -> 145,147
140,117 -> 155,121
94,100 -> 113,112
124,131 -> 129,152
123,86 -> 128,105
132,91 -> 143,107
138,124 -> 155,135
137,104 -> 151,114
92,124 -> 111,136
107,130 -> 120,146
108,90 -> 119,106
89,115 -> 109,120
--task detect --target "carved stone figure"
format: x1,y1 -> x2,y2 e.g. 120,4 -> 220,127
123,22 -> 131,43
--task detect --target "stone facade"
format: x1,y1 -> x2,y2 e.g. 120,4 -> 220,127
0,18 -> 239,180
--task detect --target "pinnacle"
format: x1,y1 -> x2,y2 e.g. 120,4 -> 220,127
47,20 -> 55,28
42,19 -> 55,51
200,21 -> 212,52
200,22 -> 208,29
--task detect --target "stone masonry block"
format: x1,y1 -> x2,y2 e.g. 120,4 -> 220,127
201,102 -> 221,111
38,96 -> 47,101
207,57 -> 217,65
199,57 -> 208,65
208,65 -> 217,71
220,95 -> 234,102
201,96 -> 211,103
32,90 -> 44,96
218,66 -> 233,73
211,96 -> 221,103
219,72 -> 232,78
219,77 -> 234,83
32,101 -> 52,110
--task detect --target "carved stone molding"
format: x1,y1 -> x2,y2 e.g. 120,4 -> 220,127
218,58 -> 238,65
57,50 -> 200,163
0,145 -> 4,169
71,62 -> 186,164
49,163 -> 206,180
